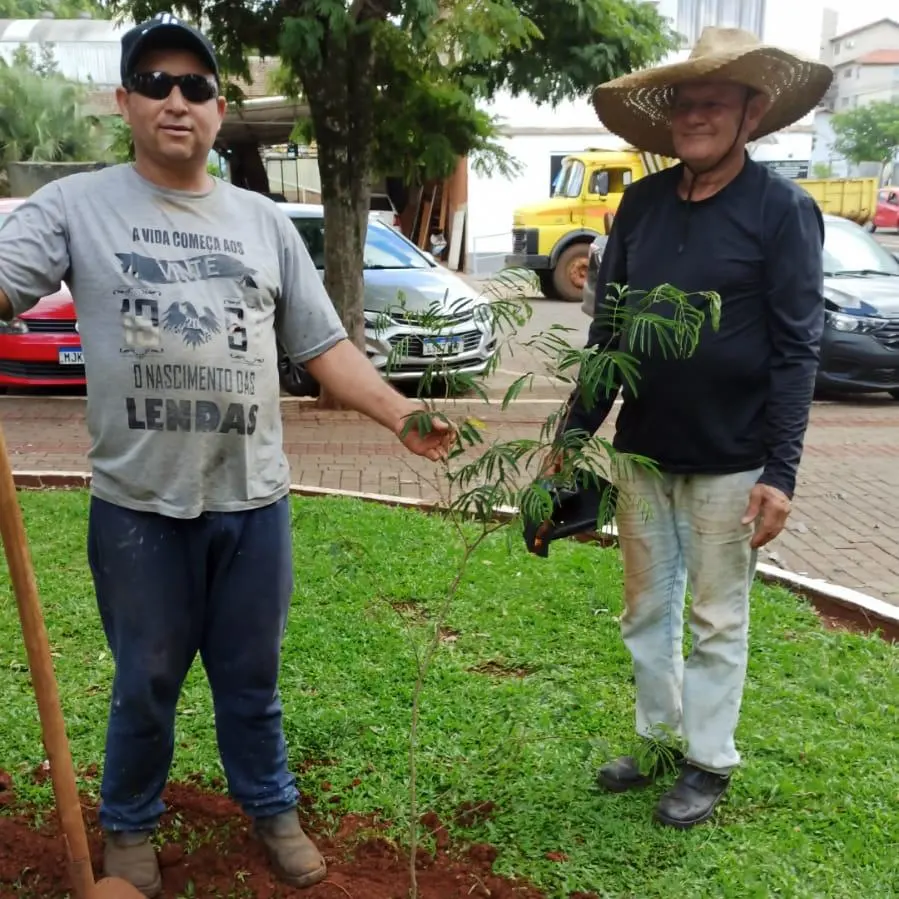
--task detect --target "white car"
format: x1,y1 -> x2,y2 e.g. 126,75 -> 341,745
276,203 -> 498,395
369,192 -> 401,229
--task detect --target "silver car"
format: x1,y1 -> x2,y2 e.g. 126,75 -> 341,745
277,204 -> 497,396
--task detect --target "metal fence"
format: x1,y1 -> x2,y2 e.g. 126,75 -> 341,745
264,155 -> 322,203
468,231 -> 513,277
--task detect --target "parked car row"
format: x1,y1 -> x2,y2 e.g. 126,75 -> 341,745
0,197 -> 496,396
580,214 -> 899,400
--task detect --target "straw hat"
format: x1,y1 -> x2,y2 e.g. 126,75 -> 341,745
592,27 -> 834,158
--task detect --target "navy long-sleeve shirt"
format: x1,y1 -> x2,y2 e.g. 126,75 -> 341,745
559,155 -> 825,498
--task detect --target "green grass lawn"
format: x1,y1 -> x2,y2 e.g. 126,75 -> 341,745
1,490 -> 898,899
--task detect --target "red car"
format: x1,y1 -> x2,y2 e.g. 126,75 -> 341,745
0,197 -> 84,392
873,187 -> 899,231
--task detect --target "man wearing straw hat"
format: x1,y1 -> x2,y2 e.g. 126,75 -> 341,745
554,28 -> 833,828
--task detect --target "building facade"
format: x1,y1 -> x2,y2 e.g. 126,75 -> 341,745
821,17 -> 899,111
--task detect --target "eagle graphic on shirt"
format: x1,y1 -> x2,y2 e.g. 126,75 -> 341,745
162,301 -> 222,347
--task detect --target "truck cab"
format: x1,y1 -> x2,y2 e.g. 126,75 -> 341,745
506,149 -> 669,302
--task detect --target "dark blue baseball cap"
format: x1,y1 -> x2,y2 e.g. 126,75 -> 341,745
120,11 -> 220,84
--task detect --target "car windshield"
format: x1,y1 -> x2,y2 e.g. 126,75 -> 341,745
290,217 -> 432,270
823,219 -> 899,276
552,160 -> 585,199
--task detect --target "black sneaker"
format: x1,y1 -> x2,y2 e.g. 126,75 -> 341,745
654,763 -> 731,828
597,748 -> 684,793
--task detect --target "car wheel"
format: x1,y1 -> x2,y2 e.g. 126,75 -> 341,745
538,271 -> 558,300
278,354 -> 320,397
864,220 -> 876,233
552,244 -> 591,302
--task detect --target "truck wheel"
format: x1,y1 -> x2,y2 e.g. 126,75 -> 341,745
552,244 -> 590,302
538,271 -> 558,299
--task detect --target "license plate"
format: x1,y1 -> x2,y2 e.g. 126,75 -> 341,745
422,337 -> 463,356
58,348 -> 83,365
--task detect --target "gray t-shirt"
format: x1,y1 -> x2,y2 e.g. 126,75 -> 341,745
0,164 -> 347,518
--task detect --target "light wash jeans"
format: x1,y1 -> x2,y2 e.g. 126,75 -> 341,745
612,464 -> 763,775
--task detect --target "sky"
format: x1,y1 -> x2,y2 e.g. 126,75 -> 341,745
764,0 -> 898,58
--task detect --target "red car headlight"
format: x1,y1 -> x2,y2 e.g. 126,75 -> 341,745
0,317 -> 29,334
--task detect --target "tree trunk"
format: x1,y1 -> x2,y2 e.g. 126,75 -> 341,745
302,25 -> 377,410
319,163 -> 368,351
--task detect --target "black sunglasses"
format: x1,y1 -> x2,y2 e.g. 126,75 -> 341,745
127,71 -> 219,103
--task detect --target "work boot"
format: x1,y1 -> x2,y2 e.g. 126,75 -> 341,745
597,748 -> 684,793
654,763 -> 731,829
103,831 -> 162,898
254,809 -> 327,888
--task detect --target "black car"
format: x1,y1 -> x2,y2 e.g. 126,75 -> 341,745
580,216 -> 899,400
817,215 -> 899,399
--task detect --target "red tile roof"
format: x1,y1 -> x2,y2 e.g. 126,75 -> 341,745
855,50 -> 899,65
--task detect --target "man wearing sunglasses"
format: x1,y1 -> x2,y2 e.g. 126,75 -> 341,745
0,11 -> 453,898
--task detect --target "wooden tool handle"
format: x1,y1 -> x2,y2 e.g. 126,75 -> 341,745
0,422 -> 96,898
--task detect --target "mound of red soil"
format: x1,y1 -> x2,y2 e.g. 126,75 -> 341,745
0,774 -> 546,899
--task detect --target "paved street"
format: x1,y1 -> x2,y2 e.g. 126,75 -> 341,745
876,229 -> 899,254
2,391 -> 898,608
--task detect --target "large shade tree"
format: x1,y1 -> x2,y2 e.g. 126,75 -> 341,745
110,0 -> 677,406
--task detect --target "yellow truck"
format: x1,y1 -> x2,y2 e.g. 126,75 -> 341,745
505,148 -> 880,302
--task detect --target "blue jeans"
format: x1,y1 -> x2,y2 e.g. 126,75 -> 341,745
613,465 -> 763,775
87,495 -> 298,832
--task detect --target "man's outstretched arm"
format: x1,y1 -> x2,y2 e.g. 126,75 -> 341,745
303,338 -> 453,461
273,214 -> 453,462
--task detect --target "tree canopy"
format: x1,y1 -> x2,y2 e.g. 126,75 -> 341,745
0,46 -> 104,169
0,0 -> 108,17
831,101 -> 899,176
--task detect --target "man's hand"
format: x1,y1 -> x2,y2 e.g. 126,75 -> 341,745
395,405 -> 455,462
742,483 -> 791,550
304,340 -> 455,462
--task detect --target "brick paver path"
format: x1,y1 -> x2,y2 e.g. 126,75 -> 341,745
2,394 -> 898,606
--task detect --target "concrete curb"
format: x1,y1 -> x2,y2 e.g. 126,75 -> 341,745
11,470 -> 898,642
